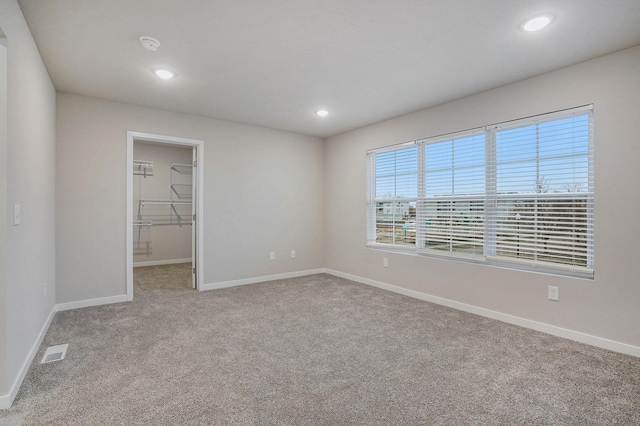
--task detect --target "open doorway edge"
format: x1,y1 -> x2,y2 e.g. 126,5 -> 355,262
126,131 -> 204,301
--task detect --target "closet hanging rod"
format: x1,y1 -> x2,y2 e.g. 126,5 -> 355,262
139,199 -> 191,205
133,220 -> 153,228
133,160 -> 154,177
133,220 -> 192,227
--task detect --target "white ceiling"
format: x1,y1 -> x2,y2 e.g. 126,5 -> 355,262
17,0 -> 640,138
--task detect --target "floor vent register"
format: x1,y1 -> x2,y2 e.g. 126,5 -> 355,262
40,344 -> 69,364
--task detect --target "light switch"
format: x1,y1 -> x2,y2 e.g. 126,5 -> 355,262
13,204 -> 20,226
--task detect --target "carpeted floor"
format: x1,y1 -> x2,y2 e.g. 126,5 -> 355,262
1,264 -> 639,425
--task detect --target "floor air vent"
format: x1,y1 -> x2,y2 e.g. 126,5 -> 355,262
41,344 -> 69,364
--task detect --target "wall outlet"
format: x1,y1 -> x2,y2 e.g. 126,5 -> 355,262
290,250 -> 296,259
383,258 -> 389,268
548,285 -> 559,301
269,251 -> 275,261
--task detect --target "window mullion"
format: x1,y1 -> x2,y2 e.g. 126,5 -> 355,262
534,123 -> 540,262
485,129 -> 497,257
416,143 -> 426,249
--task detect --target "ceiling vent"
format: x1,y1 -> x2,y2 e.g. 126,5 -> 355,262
139,36 -> 160,51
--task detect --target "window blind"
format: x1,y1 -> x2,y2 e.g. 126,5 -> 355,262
368,145 -> 419,247
417,132 -> 486,258
366,105 -> 594,277
487,111 -> 593,273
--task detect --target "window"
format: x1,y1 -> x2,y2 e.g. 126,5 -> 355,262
366,106 -> 594,277
367,146 -> 418,247
419,132 -> 486,258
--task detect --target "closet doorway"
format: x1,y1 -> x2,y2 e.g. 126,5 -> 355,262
126,132 -> 204,300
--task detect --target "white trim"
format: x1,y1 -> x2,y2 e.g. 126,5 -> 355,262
490,104 -> 593,130
324,269 -> 640,358
55,294 -> 128,312
367,139 -> 417,155
126,131 -> 205,301
133,258 -> 191,267
200,269 -> 326,291
417,126 -> 486,145
126,133 -> 133,301
0,306 -> 56,409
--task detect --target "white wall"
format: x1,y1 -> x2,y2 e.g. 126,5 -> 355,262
0,0 -> 56,405
56,93 -> 325,303
325,45 -> 640,348
133,142 -> 192,265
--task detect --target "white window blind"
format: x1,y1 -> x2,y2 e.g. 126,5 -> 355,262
488,111 -> 593,273
367,145 -> 419,247
366,106 -> 594,277
418,132 -> 485,258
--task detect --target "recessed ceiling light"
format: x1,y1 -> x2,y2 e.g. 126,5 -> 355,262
153,69 -> 175,79
522,15 -> 553,32
316,110 -> 329,117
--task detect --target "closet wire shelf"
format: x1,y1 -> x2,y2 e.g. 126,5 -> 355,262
134,160 -> 193,228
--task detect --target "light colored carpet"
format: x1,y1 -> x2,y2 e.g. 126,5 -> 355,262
1,264 -> 639,425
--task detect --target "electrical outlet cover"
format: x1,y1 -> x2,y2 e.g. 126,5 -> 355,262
548,286 -> 559,301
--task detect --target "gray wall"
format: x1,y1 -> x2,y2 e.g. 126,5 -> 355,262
0,0 -> 56,399
56,93 -> 325,303
133,142 -> 192,264
0,36 -> 7,397
325,45 -> 640,348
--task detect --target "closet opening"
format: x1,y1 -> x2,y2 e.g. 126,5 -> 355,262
126,132 -> 204,300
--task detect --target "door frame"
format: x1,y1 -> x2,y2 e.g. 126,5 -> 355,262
126,131 -> 204,300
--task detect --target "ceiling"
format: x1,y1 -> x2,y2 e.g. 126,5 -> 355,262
17,0 -> 640,138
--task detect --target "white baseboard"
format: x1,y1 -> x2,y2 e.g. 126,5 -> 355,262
200,268 -> 326,291
133,258 -> 191,267
0,305 -> 57,410
325,269 -> 640,358
55,294 -> 128,312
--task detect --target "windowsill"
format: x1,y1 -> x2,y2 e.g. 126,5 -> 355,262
366,243 -> 594,280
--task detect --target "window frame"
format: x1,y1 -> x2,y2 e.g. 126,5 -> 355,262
366,105 -> 594,278
366,142 -> 419,249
